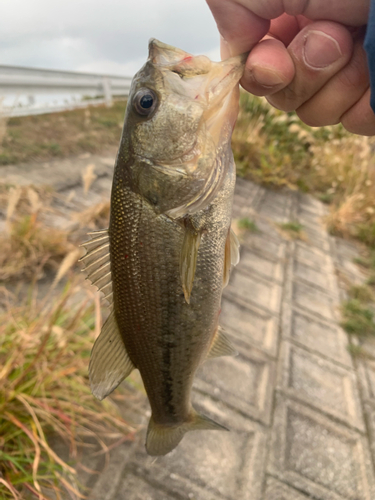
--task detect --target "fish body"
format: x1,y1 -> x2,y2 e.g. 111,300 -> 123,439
81,40 -> 245,456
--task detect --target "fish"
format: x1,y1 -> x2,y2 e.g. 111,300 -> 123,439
80,39 -> 246,456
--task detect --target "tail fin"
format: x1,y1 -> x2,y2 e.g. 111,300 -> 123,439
146,410 -> 228,456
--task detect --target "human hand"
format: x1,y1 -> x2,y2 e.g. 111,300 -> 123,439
206,0 -> 374,135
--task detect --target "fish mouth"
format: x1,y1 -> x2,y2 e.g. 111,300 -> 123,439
148,38 -> 246,108
202,53 -> 247,108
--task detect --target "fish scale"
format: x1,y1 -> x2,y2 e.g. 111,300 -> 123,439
80,39 -> 246,456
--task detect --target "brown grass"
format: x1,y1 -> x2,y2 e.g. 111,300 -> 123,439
0,282 -> 135,499
0,185 -> 73,282
234,92 -> 375,248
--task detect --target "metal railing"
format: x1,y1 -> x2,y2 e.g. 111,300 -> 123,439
0,64 -> 133,117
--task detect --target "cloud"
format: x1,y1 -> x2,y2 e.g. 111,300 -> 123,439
0,0 -> 221,73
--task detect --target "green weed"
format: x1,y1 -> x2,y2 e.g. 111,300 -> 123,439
341,299 -> 375,336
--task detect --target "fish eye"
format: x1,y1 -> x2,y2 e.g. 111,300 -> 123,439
133,88 -> 158,117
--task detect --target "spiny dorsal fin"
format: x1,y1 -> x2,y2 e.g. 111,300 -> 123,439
223,227 -> 240,287
207,327 -> 238,359
89,311 -> 135,400
80,229 -> 113,308
146,408 -> 228,456
180,227 -> 202,304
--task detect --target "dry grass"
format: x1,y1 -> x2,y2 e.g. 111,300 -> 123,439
0,185 -> 73,282
233,92 -> 375,248
0,101 -> 126,166
73,201 -> 110,230
0,282 -> 135,499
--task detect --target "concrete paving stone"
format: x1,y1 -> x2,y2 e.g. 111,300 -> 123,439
294,242 -> 333,271
194,346 -> 276,425
297,205 -> 324,224
298,193 -> 327,216
282,306 -> 352,368
334,237 -> 363,263
258,207 -> 290,224
332,237 -> 368,284
268,396 -> 375,500
261,190 -> 294,208
264,476 -> 312,499
252,216 -> 288,242
278,341 -> 364,431
298,218 -> 328,237
363,403 -> 375,467
357,358 -> 375,403
232,203 -> 257,220
225,269 -> 282,314
291,280 -> 338,321
88,441 -> 138,500
132,393 -> 268,500
293,258 -> 338,296
241,232 -> 288,261
302,229 -> 331,252
114,468 -> 180,500
356,336 -> 375,360
120,463 -> 229,500
234,180 -> 262,203
221,296 -> 279,357
239,247 -> 284,283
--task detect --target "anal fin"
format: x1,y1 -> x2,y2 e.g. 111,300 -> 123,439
180,227 -> 202,304
89,311 -> 135,400
207,327 -> 238,359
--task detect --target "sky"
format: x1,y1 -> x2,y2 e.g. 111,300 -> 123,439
1,0 -> 221,77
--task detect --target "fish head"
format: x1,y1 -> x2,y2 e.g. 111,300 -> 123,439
121,39 -> 246,217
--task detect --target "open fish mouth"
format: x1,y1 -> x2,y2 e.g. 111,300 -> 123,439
148,38 -> 247,112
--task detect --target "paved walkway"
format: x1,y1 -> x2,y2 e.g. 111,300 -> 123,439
3,153 -> 375,500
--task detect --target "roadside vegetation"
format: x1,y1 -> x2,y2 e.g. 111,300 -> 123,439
0,180 -> 130,498
0,100 -> 126,165
233,92 -> 375,249
0,282 -> 134,499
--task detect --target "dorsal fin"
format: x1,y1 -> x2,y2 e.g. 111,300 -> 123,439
89,311 -> 135,400
80,229 -> 113,308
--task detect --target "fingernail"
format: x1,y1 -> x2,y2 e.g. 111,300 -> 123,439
251,65 -> 285,87
303,30 -> 342,69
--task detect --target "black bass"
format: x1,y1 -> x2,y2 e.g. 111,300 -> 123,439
81,39 -> 245,456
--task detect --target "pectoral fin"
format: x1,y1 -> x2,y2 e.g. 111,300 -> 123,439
223,227 -> 240,287
180,227 -> 202,304
207,327 -> 238,359
89,311 -> 135,400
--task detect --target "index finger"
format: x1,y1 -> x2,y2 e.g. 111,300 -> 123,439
207,0 -> 270,55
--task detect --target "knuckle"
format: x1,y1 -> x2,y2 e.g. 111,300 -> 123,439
268,86 -> 305,112
335,42 -> 369,90
296,107 -> 339,127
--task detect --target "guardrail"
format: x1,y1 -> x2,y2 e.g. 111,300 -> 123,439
0,65 -> 133,117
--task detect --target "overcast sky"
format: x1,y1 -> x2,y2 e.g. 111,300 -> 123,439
1,0 -> 221,76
